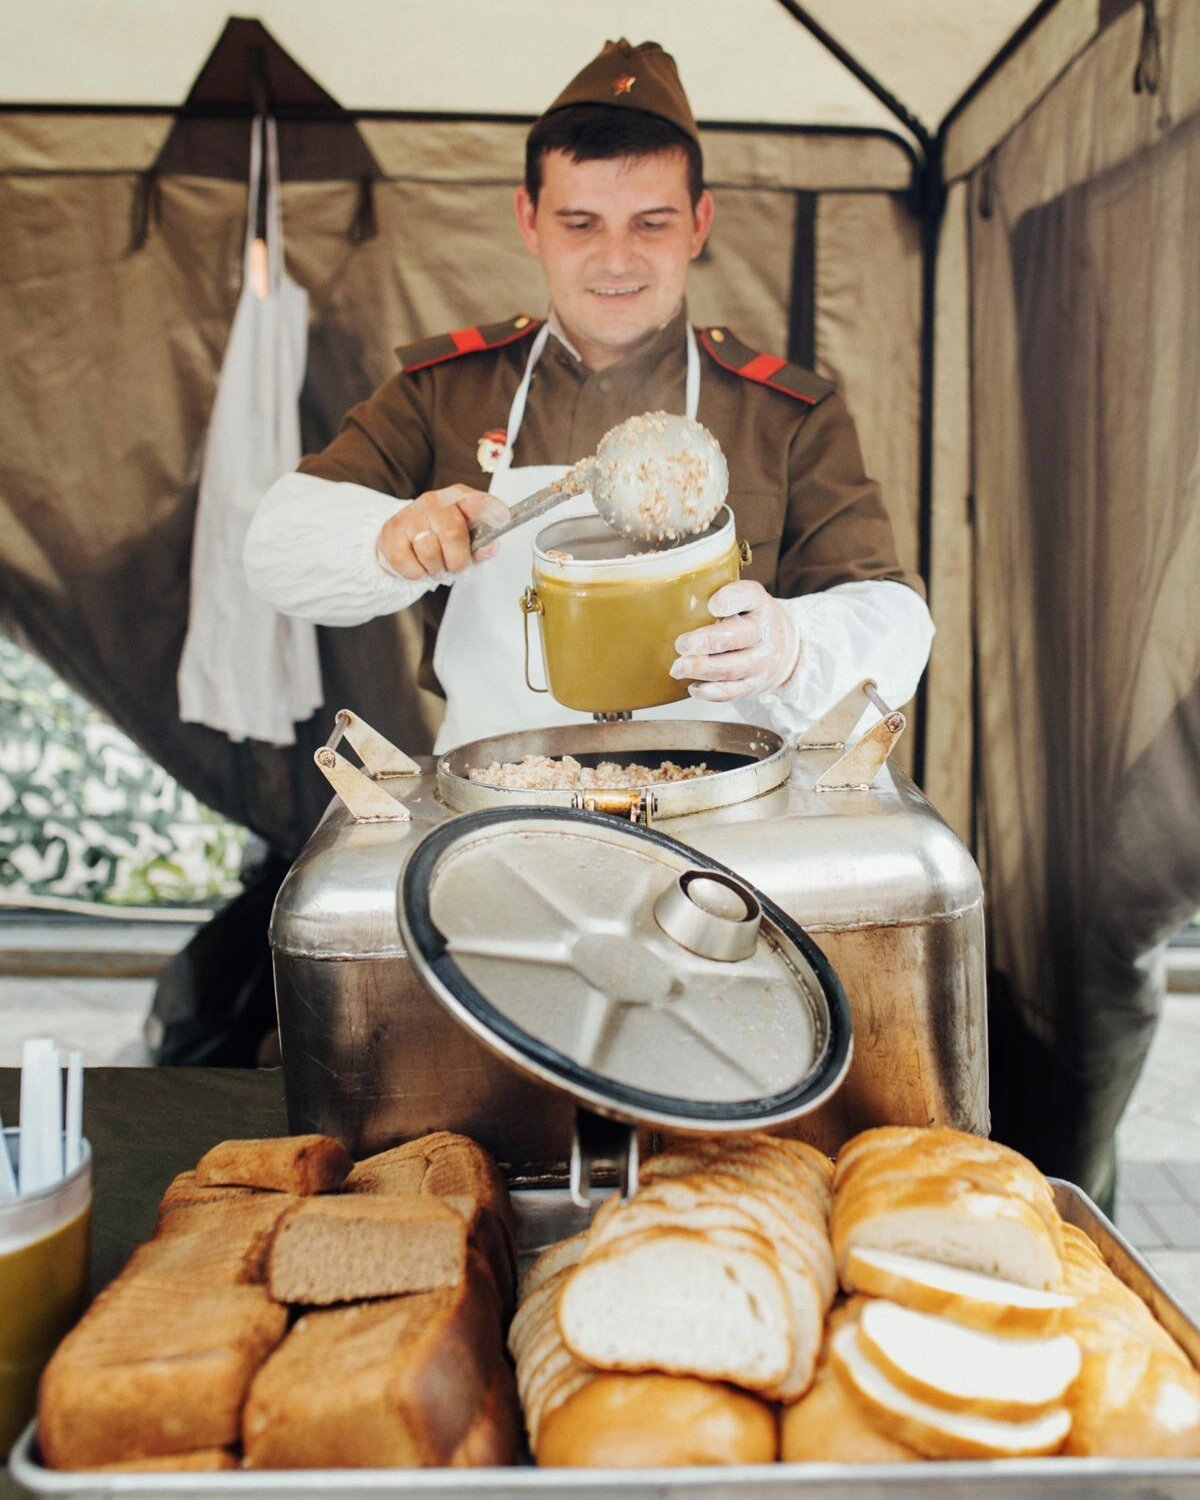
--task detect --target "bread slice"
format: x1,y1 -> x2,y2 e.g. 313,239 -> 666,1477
844,1246 -> 1076,1334
84,1449 -> 238,1472
242,1257 -> 503,1468
266,1195 -> 467,1306
832,1177 -> 1064,1291
856,1299 -> 1081,1420
535,1372 -> 777,1467
343,1132 -> 516,1312
596,1176 -> 825,1401
194,1135 -> 351,1195
781,1303 -> 921,1464
558,1225 -> 792,1391
449,1358 -> 521,1468
829,1321 -> 1071,1459
38,1276 -> 287,1469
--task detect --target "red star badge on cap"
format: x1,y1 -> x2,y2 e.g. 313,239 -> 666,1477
612,74 -> 636,96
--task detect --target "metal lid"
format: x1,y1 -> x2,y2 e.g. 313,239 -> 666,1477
397,807 -> 852,1132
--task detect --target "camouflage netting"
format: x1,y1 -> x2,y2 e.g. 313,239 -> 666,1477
0,638 -> 246,909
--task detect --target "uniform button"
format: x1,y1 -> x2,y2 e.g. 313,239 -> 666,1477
598,377 -> 611,393
514,315 -> 531,329
709,327 -> 726,343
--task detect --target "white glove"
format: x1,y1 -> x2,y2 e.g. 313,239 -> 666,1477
670,580 -> 801,702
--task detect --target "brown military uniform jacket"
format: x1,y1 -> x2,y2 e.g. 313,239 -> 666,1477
299,307 -> 921,681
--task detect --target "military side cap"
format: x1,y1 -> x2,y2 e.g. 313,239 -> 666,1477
397,314 -> 541,373
698,326 -> 835,406
543,39 -> 699,146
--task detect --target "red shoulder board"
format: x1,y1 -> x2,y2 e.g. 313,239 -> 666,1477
698,326 -> 835,406
397,315 -> 542,374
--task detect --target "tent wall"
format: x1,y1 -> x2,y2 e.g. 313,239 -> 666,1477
0,119 -> 922,857
948,0 -> 1200,1196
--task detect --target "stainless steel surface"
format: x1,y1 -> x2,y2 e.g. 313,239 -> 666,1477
12,1182 -> 1200,1499
570,1111 -> 638,1208
273,716 -> 986,1171
653,870 -> 762,962
398,811 -> 847,1129
437,721 -> 791,821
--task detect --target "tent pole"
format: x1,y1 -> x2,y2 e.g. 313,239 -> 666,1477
770,0 -> 934,159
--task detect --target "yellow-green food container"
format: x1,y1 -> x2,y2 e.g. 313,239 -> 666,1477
523,507 -> 745,715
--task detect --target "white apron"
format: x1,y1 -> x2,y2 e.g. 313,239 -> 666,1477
177,117 -> 323,746
432,323 -> 743,753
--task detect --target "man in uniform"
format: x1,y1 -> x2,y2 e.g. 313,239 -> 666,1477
245,39 -> 933,751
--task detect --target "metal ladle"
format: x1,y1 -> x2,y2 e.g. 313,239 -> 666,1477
470,411 -> 729,553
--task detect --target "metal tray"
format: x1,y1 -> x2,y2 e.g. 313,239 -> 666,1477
11,1181 -> 1200,1499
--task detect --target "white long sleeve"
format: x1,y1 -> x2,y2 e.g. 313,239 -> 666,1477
244,472 -> 434,626
743,580 -> 935,740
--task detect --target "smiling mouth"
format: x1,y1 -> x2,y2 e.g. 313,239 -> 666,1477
590,286 -> 647,298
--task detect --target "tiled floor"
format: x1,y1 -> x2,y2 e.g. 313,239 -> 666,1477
2,921 -> 1198,1322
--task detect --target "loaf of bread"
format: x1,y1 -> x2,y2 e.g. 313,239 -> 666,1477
509,1237 -> 592,1451
448,1359 -> 521,1468
1060,1223 -> 1200,1456
242,1254 -> 504,1468
266,1194 -> 469,1305
831,1127 -> 1064,1290
156,1169 -> 264,1222
344,1132 -> 516,1314
38,1275 -> 287,1469
536,1373 -> 777,1467
85,1449 -> 238,1472
135,1194 -> 298,1286
195,1134 -> 352,1195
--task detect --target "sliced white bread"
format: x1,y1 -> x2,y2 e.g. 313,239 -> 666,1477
832,1178 -> 1064,1291
856,1299 -> 1081,1421
587,1179 -> 824,1400
558,1225 -> 792,1391
517,1234 -> 587,1304
829,1321 -> 1072,1459
845,1246 -> 1076,1334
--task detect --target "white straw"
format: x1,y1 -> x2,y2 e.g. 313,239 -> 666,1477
64,1051 -> 84,1174
19,1037 -> 61,1194
0,1106 -> 17,1197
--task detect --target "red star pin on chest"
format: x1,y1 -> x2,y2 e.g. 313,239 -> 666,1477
476,427 -> 508,474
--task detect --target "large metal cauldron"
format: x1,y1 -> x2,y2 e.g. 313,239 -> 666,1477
271,691 -> 986,1178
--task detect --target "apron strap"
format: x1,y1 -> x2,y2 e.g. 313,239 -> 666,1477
496,317 -> 703,476
243,116 -> 285,291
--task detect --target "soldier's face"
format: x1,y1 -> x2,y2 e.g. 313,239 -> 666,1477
516,150 -> 713,371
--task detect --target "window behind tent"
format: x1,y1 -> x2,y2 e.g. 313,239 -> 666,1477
0,640 -> 247,911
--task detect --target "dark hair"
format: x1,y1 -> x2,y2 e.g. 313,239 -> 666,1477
525,105 -> 704,207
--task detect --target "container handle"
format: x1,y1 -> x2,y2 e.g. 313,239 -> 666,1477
519,588 -> 549,694
738,539 -> 752,570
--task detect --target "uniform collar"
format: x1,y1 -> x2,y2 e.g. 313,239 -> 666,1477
545,304 -> 690,382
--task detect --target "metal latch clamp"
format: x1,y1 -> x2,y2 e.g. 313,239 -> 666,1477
796,679 -> 907,792
314,709 -> 421,823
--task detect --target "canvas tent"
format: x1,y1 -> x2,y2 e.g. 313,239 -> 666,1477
0,0 -> 1196,1196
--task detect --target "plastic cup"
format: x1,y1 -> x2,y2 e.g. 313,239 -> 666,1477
0,1127 -> 91,1456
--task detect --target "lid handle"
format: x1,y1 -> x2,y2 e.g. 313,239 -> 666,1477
570,1107 -> 639,1208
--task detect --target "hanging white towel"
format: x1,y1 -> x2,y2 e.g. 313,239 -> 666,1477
177,116 -> 323,745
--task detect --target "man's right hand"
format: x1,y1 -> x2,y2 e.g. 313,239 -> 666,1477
377,485 -> 511,581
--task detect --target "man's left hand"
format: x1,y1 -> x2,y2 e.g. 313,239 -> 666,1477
671,580 -> 801,702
